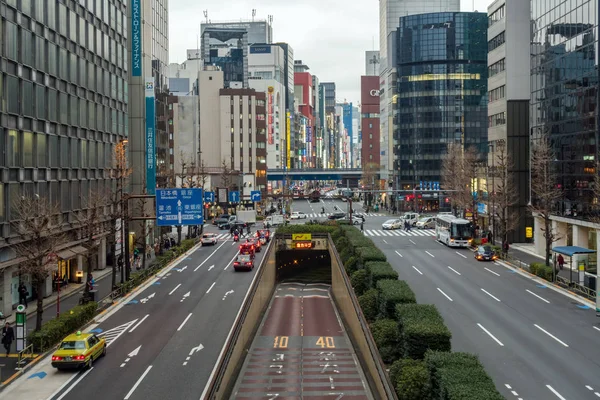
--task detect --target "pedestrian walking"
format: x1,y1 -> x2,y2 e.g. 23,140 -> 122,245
360,221 -> 364,233
2,322 -> 14,356
502,240 -> 509,257
557,254 -> 565,270
18,282 -> 28,308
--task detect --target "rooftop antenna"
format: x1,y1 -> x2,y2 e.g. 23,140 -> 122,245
203,10 -> 208,24
252,9 -> 256,22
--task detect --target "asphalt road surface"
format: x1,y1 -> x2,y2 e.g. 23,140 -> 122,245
367,226 -> 600,400
229,283 -> 372,399
4,228 -> 269,400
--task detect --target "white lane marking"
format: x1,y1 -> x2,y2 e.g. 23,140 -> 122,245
437,288 -> 453,302
586,385 -> 593,390
194,240 -> 228,271
168,283 -> 182,295
409,239 -> 416,245
412,266 -> 423,275
535,324 -> 569,347
55,367 -> 95,400
477,323 -> 504,346
395,250 -> 403,258
481,288 -> 501,302
505,384 -> 512,390
224,252 -> 241,270
511,391 -> 519,396
129,314 -> 150,333
206,282 -> 216,293
177,313 -> 193,331
594,326 -> 600,333
484,267 -> 500,276
425,250 -> 435,258
208,265 -> 215,271
124,365 -> 153,399
448,266 -> 461,276
526,289 -> 550,304
383,239 -> 388,244
546,385 -> 567,400
455,251 -> 467,259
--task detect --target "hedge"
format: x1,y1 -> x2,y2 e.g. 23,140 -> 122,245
366,261 -> 399,287
396,304 -> 452,359
28,302 -> 99,352
389,359 -> 430,400
344,256 -> 360,275
425,351 -> 504,400
369,319 -> 400,363
530,262 -> 554,281
334,236 -> 351,253
356,246 -> 387,263
377,279 -> 416,318
350,269 -> 370,296
276,224 -> 338,235
339,247 -> 355,264
358,288 -> 379,322
342,226 -> 375,247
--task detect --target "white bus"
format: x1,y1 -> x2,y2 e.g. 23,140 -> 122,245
435,215 -> 473,248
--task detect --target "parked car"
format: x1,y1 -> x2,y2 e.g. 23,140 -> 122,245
415,216 -> 435,229
475,245 -> 498,261
382,219 -> 402,230
201,233 -> 218,246
290,211 -> 307,219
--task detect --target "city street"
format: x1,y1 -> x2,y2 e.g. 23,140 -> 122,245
3,231 -> 268,400
364,225 -> 600,400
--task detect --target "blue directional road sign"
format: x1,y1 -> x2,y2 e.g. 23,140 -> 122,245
204,191 -> 215,203
250,191 -> 261,202
229,191 -> 240,203
156,188 -> 204,226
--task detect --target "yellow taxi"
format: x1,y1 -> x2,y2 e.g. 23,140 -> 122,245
51,331 -> 106,370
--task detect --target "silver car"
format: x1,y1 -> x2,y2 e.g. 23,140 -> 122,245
382,219 -> 402,230
415,216 -> 435,229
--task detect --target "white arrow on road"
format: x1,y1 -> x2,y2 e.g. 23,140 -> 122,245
178,266 -> 187,272
181,291 -> 190,302
222,290 -> 234,300
121,345 -> 142,367
139,293 -> 155,304
208,265 -> 214,271
183,343 -> 204,366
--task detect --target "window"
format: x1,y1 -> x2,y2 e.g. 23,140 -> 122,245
369,133 -> 373,139
23,131 -> 33,167
47,89 -> 57,121
70,138 -> 79,168
0,184 -> 4,222
488,32 -> 505,52
488,85 -> 505,103
369,123 -> 372,128
22,81 -> 33,117
60,136 -> 69,167
7,130 -> 19,167
488,112 -> 506,127
4,22 -> 18,61
488,5 -> 505,27
36,133 -> 46,167
6,76 -> 20,114
488,59 -> 505,77
48,135 -> 58,167
21,29 -> 33,66
59,92 -> 68,124
80,140 -> 87,168
35,36 -> 45,70
59,48 -> 68,80
47,43 -> 57,76
9,183 -> 20,220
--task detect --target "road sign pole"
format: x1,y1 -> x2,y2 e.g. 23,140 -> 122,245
15,305 -> 26,352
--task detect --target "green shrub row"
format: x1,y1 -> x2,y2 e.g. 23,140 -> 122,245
530,262 -> 554,281
28,302 -> 98,352
389,359 -> 430,400
366,261 -> 399,287
396,304 -> 451,360
377,279 -> 416,319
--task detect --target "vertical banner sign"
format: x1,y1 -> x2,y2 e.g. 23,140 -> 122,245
286,111 -> 291,168
145,78 -> 156,194
131,0 -> 142,76
267,87 -> 274,145
307,126 -> 312,143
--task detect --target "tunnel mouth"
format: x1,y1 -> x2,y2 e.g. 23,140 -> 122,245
276,249 -> 331,284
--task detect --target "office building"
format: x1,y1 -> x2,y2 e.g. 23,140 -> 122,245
294,61 -> 315,168
312,75 -> 325,168
365,51 -> 380,76
321,82 -> 338,167
530,0 -> 600,255
487,0 -> 531,243
0,0 -> 128,314
379,0 -> 460,190
201,19 -> 273,46
361,76 -> 381,169
395,12 -> 488,211
201,27 -> 248,88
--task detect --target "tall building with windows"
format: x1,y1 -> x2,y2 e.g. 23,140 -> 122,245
0,0 -> 129,315
487,0 -> 531,243
530,0 -> 600,255
201,28 -> 248,88
321,82 -> 337,167
201,19 -> 273,45
395,12 -> 488,211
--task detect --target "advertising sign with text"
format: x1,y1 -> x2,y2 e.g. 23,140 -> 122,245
145,78 -> 156,194
131,0 -> 142,76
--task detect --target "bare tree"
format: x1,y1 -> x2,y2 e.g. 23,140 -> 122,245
12,196 -> 66,331
441,142 -> 462,214
461,146 -> 480,226
106,141 -> 132,289
530,135 -> 562,266
221,158 -> 233,190
76,190 -> 109,296
197,159 -> 208,191
441,143 -> 479,218
488,141 -> 519,244
132,197 -> 153,269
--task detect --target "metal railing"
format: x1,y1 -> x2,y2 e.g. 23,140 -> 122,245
15,344 -> 35,370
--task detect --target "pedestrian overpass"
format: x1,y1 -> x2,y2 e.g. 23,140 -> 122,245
266,168 -> 363,181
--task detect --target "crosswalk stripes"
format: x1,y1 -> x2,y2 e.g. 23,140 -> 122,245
302,212 -> 385,218
364,229 -> 436,237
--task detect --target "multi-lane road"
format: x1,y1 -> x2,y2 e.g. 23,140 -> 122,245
4,229 -> 268,400
291,198 -> 600,400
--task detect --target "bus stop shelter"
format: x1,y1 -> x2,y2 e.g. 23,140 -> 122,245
552,246 -> 598,312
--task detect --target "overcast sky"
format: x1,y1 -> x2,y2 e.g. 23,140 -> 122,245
169,0 -> 493,106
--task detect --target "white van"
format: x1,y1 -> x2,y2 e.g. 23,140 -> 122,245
402,213 -> 420,226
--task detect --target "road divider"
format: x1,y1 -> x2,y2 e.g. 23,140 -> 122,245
206,282 -> 216,293
534,324 -> 569,347
437,288 -> 453,302
177,313 -> 193,331
447,266 -> 461,276
484,267 -> 500,277
526,289 -> 550,304
477,323 -> 504,347
481,288 -> 501,302
168,283 -> 181,295
129,314 -> 149,333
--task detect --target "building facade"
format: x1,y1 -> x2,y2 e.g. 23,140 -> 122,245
321,82 -> 337,167
530,0 -> 600,255
201,19 -> 273,45
361,76 -> 381,169
198,68 -> 225,170
365,51 -> 380,76
0,0 -> 129,314
294,62 -> 315,168
201,28 -> 248,88
395,12 -> 488,210
487,0 -> 532,243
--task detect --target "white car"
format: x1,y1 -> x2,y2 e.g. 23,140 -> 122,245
382,219 -> 402,230
201,233 -> 218,246
415,216 -> 435,229
290,211 -> 307,220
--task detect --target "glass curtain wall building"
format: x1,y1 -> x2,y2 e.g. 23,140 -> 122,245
531,0 -> 598,217
395,12 -> 488,210
0,0 -> 128,311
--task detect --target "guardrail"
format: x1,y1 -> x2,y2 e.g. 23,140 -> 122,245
15,344 -> 35,370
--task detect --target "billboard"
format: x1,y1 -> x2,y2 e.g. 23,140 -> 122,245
250,46 -> 271,54
286,112 -> 291,168
307,126 -> 312,143
145,78 -> 156,194
131,0 -> 142,76
267,87 -> 274,145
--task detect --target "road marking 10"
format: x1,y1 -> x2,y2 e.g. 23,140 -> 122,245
274,336 -> 288,348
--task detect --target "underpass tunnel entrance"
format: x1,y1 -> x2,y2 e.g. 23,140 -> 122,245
276,250 -> 331,284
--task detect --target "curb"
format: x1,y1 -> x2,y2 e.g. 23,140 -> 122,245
0,242 -> 202,390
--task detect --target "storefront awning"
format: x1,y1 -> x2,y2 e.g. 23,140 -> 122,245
57,245 -> 88,260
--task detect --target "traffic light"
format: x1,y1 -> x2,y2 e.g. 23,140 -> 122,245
445,197 -> 450,203
204,203 -> 209,209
